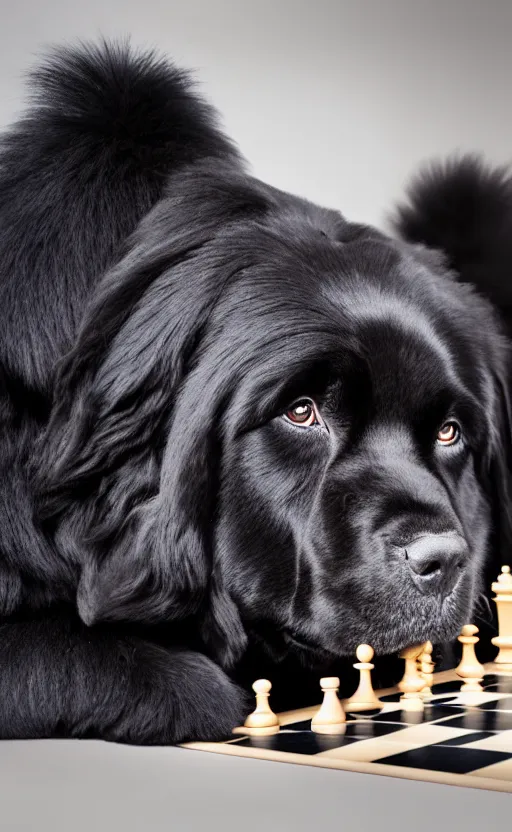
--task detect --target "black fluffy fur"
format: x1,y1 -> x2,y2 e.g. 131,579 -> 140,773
394,156 -> 512,337
1,42 -> 512,744
395,155 -> 512,586
0,41 -> 246,742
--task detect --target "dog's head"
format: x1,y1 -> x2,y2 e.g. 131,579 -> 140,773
38,160 -> 512,668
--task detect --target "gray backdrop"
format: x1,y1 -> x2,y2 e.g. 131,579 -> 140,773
0,1 -> 512,828
0,0 -> 511,227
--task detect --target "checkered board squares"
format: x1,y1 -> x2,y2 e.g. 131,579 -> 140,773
182,665 -> 512,793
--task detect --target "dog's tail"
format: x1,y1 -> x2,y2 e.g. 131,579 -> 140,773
23,39 -> 239,170
0,39 -> 242,382
393,156 -> 512,330
2,38 -> 241,216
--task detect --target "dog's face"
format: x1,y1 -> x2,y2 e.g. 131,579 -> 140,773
211,221 -> 502,664
40,165 -> 509,670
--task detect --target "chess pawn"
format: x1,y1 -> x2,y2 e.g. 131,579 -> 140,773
419,641 -> 435,701
233,679 -> 280,736
345,645 -> 382,712
311,677 -> 346,734
492,565 -> 512,672
456,625 -> 484,692
399,644 -> 426,711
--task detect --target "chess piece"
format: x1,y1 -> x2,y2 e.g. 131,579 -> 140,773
345,644 -> 382,712
311,677 -> 346,734
399,644 -> 426,711
419,641 -> 435,700
492,565 -> 512,672
233,679 -> 280,736
456,625 -> 484,692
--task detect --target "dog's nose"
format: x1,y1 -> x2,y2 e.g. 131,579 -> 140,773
405,534 -> 467,594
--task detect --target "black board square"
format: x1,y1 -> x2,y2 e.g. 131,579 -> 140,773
370,710 -> 423,725
236,731 -> 358,755
437,731 -> 495,747
346,707 -> 382,718
285,717 -> 356,732
472,696 -> 512,711
343,720 -> 404,740
484,675 -> 512,693
285,720 -> 316,731
442,709 -> 512,733
376,745 -> 511,774
483,675 -> 502,685
378,693 -> 402,703
372,704 -> 459,725
429,696 -> 459,706
430,681 -> 464,695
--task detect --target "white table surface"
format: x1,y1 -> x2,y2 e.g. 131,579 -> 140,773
0,739 -> 509,831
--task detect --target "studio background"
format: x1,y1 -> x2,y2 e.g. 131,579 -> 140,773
1,3 -> 512,830
0,0 -> 510,228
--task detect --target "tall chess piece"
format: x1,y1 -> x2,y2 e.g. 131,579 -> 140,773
399,644 -> 426,711
345,645 -> 382,712
419,641 -> 435,700
492,565 -> 512,673
456,625 -> 484,692
311,677 -> 346,734
233,679 -> 280,736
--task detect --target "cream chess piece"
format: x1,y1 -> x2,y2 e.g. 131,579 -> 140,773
399,644 -> 426,711
456,625 -> 484,692
492,565 -> 512,672
419,641 -> 435,700
311,677 -> 346,734
345,644 -> 382,712
233,679 -> 280,736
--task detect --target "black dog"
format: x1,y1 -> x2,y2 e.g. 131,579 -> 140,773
0,41 -> 511,744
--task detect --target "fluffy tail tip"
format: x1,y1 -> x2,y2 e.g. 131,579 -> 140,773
394,154 -> 512,263
26,38 -> 240,165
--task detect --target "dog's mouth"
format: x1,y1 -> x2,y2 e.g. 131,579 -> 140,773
247,621 -> 339,666
281,628 -> 340,664
289,579 -> 470,659
247,570 -> 471,665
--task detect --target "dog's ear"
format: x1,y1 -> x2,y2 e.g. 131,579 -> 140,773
36,215 -> 218,621
35,176 -> 260,665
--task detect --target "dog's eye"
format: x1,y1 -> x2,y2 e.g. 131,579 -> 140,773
284,399 -> 319,427
437,421 -> 460,446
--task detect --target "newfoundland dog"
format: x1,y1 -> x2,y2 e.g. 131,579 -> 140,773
0,41 -> 511,744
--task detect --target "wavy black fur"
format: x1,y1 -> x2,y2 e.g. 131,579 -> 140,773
0,41 -> 247,743
1,42 -> 511,744
394,155 -> 512,336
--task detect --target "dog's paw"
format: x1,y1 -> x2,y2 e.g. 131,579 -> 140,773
106,646 -> 248,745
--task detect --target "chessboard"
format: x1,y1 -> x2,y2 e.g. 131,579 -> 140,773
183,664 -> 512,793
